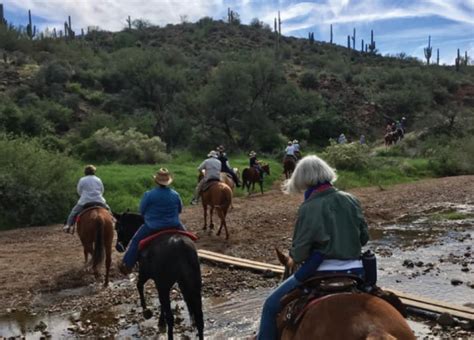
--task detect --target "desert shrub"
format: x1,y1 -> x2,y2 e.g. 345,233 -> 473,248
323,141 -> 370,170
77,128 -> 170,164
300,72 -> 318,90
0,135 -> 77,229
429,136 -> 474,176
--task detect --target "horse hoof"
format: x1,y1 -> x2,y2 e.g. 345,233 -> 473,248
143,309 -> 153,319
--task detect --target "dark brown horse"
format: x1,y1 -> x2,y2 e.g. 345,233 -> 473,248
275,249 -> 415,340
114,212 -> 204,340
242,164 -> 270,194
201,182 -> 233,239
283,156 -> 296,179
76,207 -> 114,287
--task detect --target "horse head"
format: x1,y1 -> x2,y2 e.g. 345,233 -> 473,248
275,248 -> 296,280
114,212 -> 144,252
261,163 -> 270,175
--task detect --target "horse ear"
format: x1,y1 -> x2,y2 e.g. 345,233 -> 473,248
275,248 -> 288,266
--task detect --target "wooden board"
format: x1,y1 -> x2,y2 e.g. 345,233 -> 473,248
197,248 -> 474,321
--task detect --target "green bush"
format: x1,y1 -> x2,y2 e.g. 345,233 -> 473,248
0,135 -> 77,229
429,136 -> 474,176
323,141 -> 370,170
77,128 -> 170,164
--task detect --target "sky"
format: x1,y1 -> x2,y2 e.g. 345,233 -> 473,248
2,0 -> 473,65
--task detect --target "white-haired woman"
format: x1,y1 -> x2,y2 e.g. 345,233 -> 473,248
257,155 -> 369,340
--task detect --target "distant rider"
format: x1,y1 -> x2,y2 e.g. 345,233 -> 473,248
63,165 -> 110,233
292,139 -> 301,159
249,151 -> 263,179
338,133 -> 347,144
285,141 -> 297,162
191,150 -> 222,205
217,145 -> 240,187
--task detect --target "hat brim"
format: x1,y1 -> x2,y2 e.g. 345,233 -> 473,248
154,176 -> 173,186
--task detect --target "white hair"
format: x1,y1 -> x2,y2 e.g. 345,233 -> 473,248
283,155 -> 337,194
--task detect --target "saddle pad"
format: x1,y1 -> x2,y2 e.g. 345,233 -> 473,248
138,229 -> 198,251
201,179 -> 221,192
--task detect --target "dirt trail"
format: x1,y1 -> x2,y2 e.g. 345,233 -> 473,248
0,176 -> 473,310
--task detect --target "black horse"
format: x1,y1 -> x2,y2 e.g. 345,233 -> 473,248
114,212 -> 204,340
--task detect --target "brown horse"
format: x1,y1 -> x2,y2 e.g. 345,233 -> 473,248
283,156 -> 296,179
76,207 -> 114,286
275,249 -> 415,340
199,170 -> 238,192
201,182 -> 233,239
242,164 -> 270,194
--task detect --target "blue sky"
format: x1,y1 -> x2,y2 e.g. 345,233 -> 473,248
2,0 -> 473,64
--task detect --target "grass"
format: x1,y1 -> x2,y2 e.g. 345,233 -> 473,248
93,152 -> 433,213
430,211 -> 474,221
92,153 -> 283,213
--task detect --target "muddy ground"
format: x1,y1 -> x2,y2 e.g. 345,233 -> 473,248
0,176 -> 473,338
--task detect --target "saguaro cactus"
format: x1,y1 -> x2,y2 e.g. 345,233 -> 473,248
455,48 -> 460,71
424,36 -> 432,65
368,29 -> 376,54
361,39 -> 364,52
278,11 -> 281,36
126,15 -> 132,29
0,4 -> 6,26
351,27 -> 356,49
26,9 -> 36,39
330,24 -> 333,44
308,32 -> 314,44
465,51 -> 469,66
347,35 -> 350,49
436,48 -> 439,65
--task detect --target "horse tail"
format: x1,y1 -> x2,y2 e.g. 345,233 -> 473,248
176,239 -> 204,337
92,216 -> 105,269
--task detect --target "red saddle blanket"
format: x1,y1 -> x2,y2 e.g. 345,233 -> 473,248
138,229 -> 198,251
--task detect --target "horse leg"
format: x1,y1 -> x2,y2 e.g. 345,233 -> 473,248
138,273 -> 153,319
178,272 -> 204,340
103,227 -> 113,287
157,284 -> 174,340
260,180 -> 264,195
202,204 -> 207,230
209,206 -> 214,230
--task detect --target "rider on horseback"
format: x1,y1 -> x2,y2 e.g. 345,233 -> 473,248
292,139 -> 301,160
249,151 -> 263,179
256,155 -> 369,340
63,165 -> 110,234
118,168 -> 185,275
190,150 -> 222,205
217,145 -> 240,187
284,141 -> 297,162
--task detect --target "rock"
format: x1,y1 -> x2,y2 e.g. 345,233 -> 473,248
437,313 -> 456,327
465,252 -> 471,257
451,279 -> 463,286
415,261 -> 424,267
461,267 -> 469,272
402,260 -> 414,268
34,321 -> 47,332
262,270 -> 277,279
459,320 -> 474,331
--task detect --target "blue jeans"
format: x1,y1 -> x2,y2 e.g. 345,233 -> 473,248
258,275 -> 301,340
66,203 -> 111,226
122,224 -> 185,268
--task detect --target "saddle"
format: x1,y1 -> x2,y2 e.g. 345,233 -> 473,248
72,202 -> 111,234
138,228 -> 198,251
278,273 -> 406,329
201,178 -> 221,192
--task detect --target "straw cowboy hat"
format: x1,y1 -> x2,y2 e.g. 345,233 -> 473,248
207,150 -> 218,158
287,141 -> 292,145
249,151 -> 257,157
153,168 -> 173,186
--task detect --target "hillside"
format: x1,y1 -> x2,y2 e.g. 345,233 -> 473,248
1,18 -> 473,156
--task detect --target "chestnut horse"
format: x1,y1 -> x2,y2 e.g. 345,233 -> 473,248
76,207 -> 114,286
274,249 -> 415,340
283,156 -> 296,179
201,182 -> 233,239
242,164 -> 270,194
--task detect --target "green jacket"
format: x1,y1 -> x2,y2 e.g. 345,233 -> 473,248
290,188 -> 369,263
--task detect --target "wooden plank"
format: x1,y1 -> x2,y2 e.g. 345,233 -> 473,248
385,288 -> 474,315
197,249 -> 474,321
198,251 -> 284,273
198,249 -> 284,271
